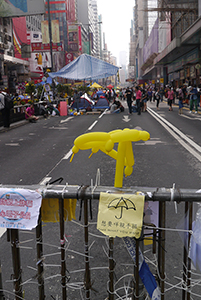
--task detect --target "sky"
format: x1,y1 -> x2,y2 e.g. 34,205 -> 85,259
97,0 -> 134,65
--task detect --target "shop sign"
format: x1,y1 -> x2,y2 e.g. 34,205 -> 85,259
186,68 -> 190,77
31,42 -> 63,52
152,80 -> 155,84
160,78 -> 164,83
180,70 -> 184,80
185,48 -> 199,64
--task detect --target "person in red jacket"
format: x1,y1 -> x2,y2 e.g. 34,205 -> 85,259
135,86 -> 142,115
25,104 -> 39,122
167,87 -> 175,111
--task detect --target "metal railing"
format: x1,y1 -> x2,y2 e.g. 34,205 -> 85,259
0,183 -> 200,300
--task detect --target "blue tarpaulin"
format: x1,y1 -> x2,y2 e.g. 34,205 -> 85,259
48,54 -> 119,81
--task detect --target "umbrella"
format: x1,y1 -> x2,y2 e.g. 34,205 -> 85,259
48,54 -> 119,81
107,84 -> 114,89
108,196 -> 136,219
91,82 -> 103,89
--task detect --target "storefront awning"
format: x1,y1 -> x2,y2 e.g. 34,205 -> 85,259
3,54 -> 29,66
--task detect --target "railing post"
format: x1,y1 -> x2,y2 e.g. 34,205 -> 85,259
158,201 -> 166,300
59,196 -> 66,300
108,237 -> 114,300
36,210 -> 45,300
187,203 -> 193,300
182,202 -> 188,300
84,199 -> 91,300
11,229 -> 22,300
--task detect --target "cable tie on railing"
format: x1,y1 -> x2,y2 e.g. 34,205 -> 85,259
61,183 -> 68,200
170,183 -> 178,214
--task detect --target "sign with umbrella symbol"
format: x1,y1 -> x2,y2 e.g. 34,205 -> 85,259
108,196 -> 136,219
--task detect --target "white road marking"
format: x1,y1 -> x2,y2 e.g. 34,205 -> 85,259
63,149 -> 73,160
60,117 -> 74,123
49,127 -> 68,130
148,107 -> 201,162
39,177 -> 52,185
88,121 -> 98,131
123,115 -> 131,122
5,143 -> 19,146
99,108 -> 109,118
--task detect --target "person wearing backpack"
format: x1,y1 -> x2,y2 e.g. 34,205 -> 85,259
0,88 -> 12,128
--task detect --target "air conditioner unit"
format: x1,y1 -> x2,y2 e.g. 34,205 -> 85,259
4,44 -> 9,49
0,43 -> 3,49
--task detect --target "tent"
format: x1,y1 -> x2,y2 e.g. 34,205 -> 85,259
107,84 -> 114,89
93,95 -> 110,110
48,54 -> 119,81
91,82 -> 103,89
71,93 -> 94,110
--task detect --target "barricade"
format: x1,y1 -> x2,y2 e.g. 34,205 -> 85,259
0,184 -> 200,300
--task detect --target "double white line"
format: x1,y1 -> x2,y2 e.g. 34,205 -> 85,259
148,107 -> 201,163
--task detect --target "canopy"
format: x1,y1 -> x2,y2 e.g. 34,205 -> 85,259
107,84 -> 114,89
48,54 -> 119,81
91,82 -> 103,89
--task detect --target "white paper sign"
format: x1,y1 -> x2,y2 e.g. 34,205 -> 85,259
0,188 -> 42,230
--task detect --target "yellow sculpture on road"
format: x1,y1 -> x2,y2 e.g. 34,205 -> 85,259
70,128 -> 150,188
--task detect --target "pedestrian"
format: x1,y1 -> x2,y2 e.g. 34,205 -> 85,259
25,103 -> 39,122
135,86 -> 142,115
0,88 -> 12,128
155,88 -> 161,110
189,85 -> 198,114
147,88 -> 152,102
167,87 -> 174,111
178,87 -> 184,115
73,89 -> 80,115
141,89 -> 148,112
125,87 -> 133,115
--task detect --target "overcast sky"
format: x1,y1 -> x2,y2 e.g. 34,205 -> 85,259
97,0 -> 134,64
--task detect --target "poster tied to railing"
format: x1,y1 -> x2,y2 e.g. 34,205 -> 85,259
0,188 -> 42,230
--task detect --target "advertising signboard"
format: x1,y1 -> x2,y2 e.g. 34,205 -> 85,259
0,0 -> 45,17
68,23 -> 78,52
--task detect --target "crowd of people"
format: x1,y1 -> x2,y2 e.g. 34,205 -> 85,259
110,84 -> 201,115
1,82 -> 200,128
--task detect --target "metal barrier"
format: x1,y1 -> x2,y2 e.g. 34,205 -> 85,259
0,183 -> 201,300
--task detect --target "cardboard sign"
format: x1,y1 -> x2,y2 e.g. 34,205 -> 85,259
97,192 -> 145,238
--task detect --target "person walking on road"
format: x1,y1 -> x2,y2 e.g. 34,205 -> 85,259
189,85 -> 198,114
178,87 -> 184,115
125,87 -> 133,115
167,87 -> 174,111
135,86 -> 142,115
155,88 -> 161,110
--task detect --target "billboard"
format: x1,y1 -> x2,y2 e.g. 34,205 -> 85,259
0,0 -> 45,18
68,23 -> 78,52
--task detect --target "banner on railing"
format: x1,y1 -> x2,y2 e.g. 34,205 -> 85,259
0,188 -> 42,230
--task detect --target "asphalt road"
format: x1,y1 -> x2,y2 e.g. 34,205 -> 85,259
0,100 -> 201,299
